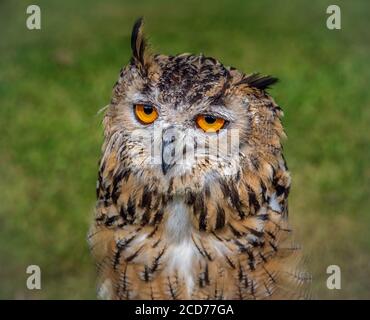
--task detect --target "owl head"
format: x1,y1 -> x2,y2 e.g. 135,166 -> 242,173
101,18 -> 285,196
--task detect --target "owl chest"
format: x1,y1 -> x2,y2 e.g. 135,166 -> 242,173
160,200 -> 201,295
153,200 -> 229,298
113,199 -> 233,299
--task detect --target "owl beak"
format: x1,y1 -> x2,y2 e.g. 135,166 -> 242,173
161,130 -> 176,175
161,155 -> 172,175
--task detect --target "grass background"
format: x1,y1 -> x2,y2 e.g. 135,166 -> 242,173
0,0 -> 369,299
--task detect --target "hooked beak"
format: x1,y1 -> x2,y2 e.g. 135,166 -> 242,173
161,128 -> 176,175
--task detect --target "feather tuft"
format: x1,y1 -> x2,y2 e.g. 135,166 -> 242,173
236,73 -> 279,90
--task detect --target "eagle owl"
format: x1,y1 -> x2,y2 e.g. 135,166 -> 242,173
88,18 -> 309,300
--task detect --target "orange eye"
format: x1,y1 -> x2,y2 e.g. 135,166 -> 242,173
196,115 -> 225,132
134,104 -> 158,124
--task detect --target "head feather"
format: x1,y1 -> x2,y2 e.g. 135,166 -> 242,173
130,17 -> 149,72
236,73 -> 278,90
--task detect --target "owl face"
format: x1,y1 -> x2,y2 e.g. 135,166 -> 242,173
102,19 -> 281,195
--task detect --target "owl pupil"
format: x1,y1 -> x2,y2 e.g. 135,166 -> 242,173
205,115 -> 216,124
143,105 -> 153,114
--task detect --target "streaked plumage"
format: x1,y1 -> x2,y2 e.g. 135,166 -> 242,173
88,18 -> 310,300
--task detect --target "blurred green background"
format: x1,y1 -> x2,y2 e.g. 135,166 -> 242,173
0,0 -> 369,299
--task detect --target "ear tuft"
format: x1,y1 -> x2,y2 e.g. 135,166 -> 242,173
130,17 -> 147,70
236,73 -> 279,90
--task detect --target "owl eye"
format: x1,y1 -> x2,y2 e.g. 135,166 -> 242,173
196,115 -> 226,132
134,104 -> 158,124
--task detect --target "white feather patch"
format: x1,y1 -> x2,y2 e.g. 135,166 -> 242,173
164,200 -> 198,296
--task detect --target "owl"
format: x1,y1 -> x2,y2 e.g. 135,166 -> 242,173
88,18 -> 310,300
